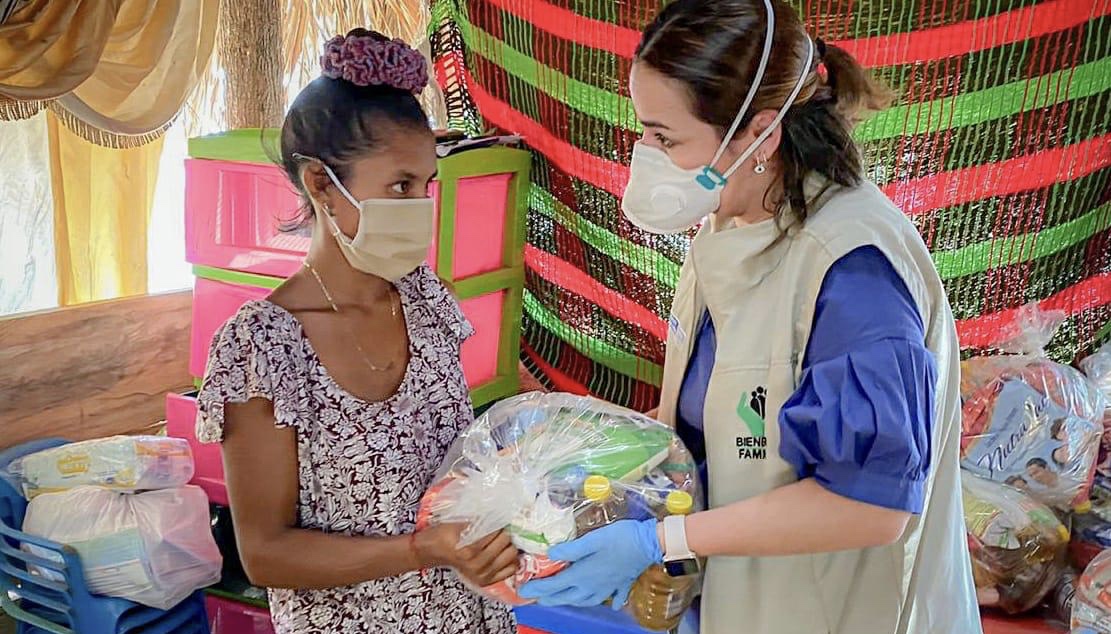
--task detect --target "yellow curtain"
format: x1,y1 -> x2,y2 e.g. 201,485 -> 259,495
56,0 -> 218,143
0,0 -> 218,145
0,1 -> 122,102
1,0 -> 216,306
47,112 -> 163,305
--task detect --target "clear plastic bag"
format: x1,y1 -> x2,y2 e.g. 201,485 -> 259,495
417,392 -> 702,612
1081,341 -> 1111,479
959,307 -> 1106,510
21,485 -> 222,610
10,436 -> 194,499
1073,548 -> 1111,633
963,473 -> 1069,614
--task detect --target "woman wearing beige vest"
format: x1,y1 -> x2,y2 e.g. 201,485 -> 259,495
520,1 -> 981,632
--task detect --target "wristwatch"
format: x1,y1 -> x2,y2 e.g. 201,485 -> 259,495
662,515 -> 701,577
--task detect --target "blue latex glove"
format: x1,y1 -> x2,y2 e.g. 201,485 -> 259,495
519,519 -> 662,609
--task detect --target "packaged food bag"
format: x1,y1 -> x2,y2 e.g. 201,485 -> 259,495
960,308 -> 1105,510
417,392 -> 701,610
963,473 -> 1069,614
1070,510 -> 1111,571
1080,342 -> 1111,479
11,436 -> 194,499
1073,548 -> 1111,633
22,485 -> 222,609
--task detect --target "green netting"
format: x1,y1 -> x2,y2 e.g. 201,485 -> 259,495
431,0 -> 1111,410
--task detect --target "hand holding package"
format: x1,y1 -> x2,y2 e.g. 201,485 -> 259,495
416,392 -> 701,612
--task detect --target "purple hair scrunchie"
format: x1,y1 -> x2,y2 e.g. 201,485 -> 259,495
320,34 -> 430,94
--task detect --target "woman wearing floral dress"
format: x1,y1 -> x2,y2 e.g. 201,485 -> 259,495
196,29 -> 518,634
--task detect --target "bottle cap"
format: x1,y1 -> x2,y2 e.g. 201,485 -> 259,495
583,475 -> 612,501
1057,525 -> 1071,542
666,490 -> 694,515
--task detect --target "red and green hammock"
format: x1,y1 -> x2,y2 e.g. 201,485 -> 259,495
431,0 -> 1111,411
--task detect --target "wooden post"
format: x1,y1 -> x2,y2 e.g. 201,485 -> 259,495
218,0 -> 283,129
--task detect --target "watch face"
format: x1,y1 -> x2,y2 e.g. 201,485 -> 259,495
664,557 -> 701,577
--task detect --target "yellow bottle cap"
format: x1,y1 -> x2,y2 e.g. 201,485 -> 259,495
666,490 -> 694,515
1057,525 -> 1071,542
583,475 -> 612,501
1076,500 -> 1093,514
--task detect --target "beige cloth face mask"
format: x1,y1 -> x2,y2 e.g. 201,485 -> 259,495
299,155 -> 435,282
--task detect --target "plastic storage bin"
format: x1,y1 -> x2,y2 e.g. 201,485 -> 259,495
188,268 -> 280,380
188,266 -> 514,404
515,605 -> 654,634
184,158 -> 307,279
184,129 -> 530,407
205,595 -> 275,634
164,393 -> 227,507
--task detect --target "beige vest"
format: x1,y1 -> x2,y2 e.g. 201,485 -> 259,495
658,181 -> 981,634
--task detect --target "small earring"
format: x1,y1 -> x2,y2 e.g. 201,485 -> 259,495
753,154 -> 767,175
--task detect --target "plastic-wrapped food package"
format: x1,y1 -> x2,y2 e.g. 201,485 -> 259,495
1080,342 -> 1111,479
11,436 -> 194,499
963,473 -> 1069,614
1073,548 -> 1111,633
1070,510 -> 1111,571
959,310 -> 1105,511
417,392 -> 701,617
22,485 -> 222,610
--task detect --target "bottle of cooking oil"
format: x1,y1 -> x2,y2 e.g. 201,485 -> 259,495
629,490 -> 697,631
574,475 -> 626,536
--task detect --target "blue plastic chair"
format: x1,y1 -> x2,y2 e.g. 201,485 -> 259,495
0,439 -> 211,634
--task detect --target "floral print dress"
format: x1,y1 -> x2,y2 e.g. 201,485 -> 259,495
196,265 -> 515,634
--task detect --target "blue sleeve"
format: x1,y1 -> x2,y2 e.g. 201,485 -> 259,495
778,246 -> 936,514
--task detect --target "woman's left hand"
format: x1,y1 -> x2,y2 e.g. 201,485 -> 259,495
518,519 -> 662,608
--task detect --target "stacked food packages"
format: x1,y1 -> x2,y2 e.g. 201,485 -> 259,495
417,392 -> 702,631
7,436 -> 221,609
958,309 -> 1110,618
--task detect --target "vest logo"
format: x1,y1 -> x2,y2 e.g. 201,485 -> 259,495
736,386 -> 768,460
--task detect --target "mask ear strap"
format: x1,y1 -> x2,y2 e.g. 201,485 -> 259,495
721,37 -> 816,181
292,153 -> 361,210
707,0 -> 776,171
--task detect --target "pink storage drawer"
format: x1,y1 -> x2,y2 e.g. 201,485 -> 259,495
428,173 -> 513,280
206,595 -> 275,634
190,274 -> 276,378
458,291 -> 506,388
165,393 -> 228,506
186,149 -> 526,282
185,159 -> 309,278
189,267 -> 506,396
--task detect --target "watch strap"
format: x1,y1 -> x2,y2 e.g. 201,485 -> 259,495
662,515 -> 696,562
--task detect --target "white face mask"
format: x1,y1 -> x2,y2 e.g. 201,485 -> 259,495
300,156 -> 435,281
621,0 -> 816,235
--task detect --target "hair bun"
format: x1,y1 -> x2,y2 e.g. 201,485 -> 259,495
320,32 -> 429,94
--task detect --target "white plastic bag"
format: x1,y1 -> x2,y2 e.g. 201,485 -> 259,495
12,436 -> 194,499
1081,342 -> 1111,480
22,485 -> 222,610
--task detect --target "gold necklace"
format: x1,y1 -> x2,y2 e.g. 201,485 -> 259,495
302,261 -> 400,373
